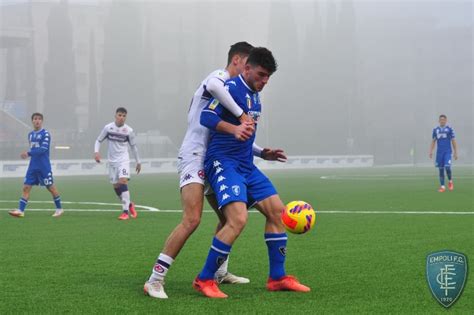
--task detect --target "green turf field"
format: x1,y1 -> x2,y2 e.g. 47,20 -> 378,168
0,166 -> 473,314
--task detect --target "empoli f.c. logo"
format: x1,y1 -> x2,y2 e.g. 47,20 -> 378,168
426,250 -> 468,308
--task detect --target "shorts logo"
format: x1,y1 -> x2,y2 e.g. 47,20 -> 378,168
222,193 -> 230,201
219,184 -> 228,192
154,264 -> 165,274
426,250 -> 468,308
217,175 -> 226,183
198,169 -> 205,179
232,185 -> 240,196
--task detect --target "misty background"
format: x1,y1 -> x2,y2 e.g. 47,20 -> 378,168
0,0 -> 472,165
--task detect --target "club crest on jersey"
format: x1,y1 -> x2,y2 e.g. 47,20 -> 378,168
232,185 -> 240,196
246,93 -> 252,109
198,170 -> 205,179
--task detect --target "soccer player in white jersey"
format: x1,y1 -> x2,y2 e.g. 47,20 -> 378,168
144,42 -> 287,299
94,107 -> 141,220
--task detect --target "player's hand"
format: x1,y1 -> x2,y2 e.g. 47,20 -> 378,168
233,121 -> 255,141
454,153 -> 458,160
429,153 -> 433,159
262,148 -> 287,162
20,151 -> 29,159
239,113 -> 254,125
94,153 -> 101,163
136,163 -> 141,174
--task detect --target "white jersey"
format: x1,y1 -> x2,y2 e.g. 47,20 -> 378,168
178,69 -> 230,158
95,122 -> 140,165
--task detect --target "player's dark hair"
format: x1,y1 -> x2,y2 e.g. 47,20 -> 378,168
439,114 -> 447,119
227,41 -> 253,65
31,112 -> 43,120
246,47 -> 278,75
116,107 -> 127,114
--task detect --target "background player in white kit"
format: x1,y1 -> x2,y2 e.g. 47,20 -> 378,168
94,107 -> 141,220
144,42 -> 287,299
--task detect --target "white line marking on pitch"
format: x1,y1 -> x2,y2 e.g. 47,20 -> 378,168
0,201 -> 472,215
0,200 -> 160,212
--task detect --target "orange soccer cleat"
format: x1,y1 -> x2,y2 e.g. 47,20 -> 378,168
448,181 -> 454,191
118,212 -> 129,220
438,186 -> 446,193
129,202 -> 137,219
192,277 -> 228,298
267,275 -> 311,292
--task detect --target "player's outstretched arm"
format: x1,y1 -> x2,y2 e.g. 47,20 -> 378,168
94,127 -> 108,163
452,139 -> 458,160
94,140 -> 101,163
429,139 -> 436,159
128,131 -> 141,174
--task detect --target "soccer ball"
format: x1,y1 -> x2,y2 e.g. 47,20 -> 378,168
281,201 -> 316,234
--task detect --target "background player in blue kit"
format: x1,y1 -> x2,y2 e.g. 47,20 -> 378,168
193,47 -> 310,298
9,113 -> 64,218
429,114 -> 458,192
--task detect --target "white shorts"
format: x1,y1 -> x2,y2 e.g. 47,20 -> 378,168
108,162 -> 130,184
177,156 -> 212,194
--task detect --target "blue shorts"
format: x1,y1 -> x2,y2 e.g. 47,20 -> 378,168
205,158 -> 277,209
24,167 -> 54,186
435,152 -> 452,168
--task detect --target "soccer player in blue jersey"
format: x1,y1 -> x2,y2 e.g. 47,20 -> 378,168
193,47 -> 310,298
429,114 -> 458,192
9,113 -> 63,218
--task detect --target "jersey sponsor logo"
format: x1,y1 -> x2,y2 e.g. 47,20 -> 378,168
232,185 -> 240,196
219,184 -> 228,192
107,132 -> 129,142
248,110 -> 261,122
222,193 -> 230,201
217,175 -> 226,183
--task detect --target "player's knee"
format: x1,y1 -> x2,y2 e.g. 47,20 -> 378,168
227,212 -> 248,234
182,215 -> 201,233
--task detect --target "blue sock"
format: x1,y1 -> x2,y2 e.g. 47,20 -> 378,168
445,167 -> 452,181
53,196 -> 62,209
18,198 -> 28,212
198,237 -> 231,280
439,168 -> 445,186
265,233 -> 288,280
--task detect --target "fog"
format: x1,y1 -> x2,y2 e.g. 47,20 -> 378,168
1,0 -> 472,165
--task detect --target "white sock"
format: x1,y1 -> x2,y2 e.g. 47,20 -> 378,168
121,191 -> 130,212
149,253 -> 174,282
215,255 -> 229,277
